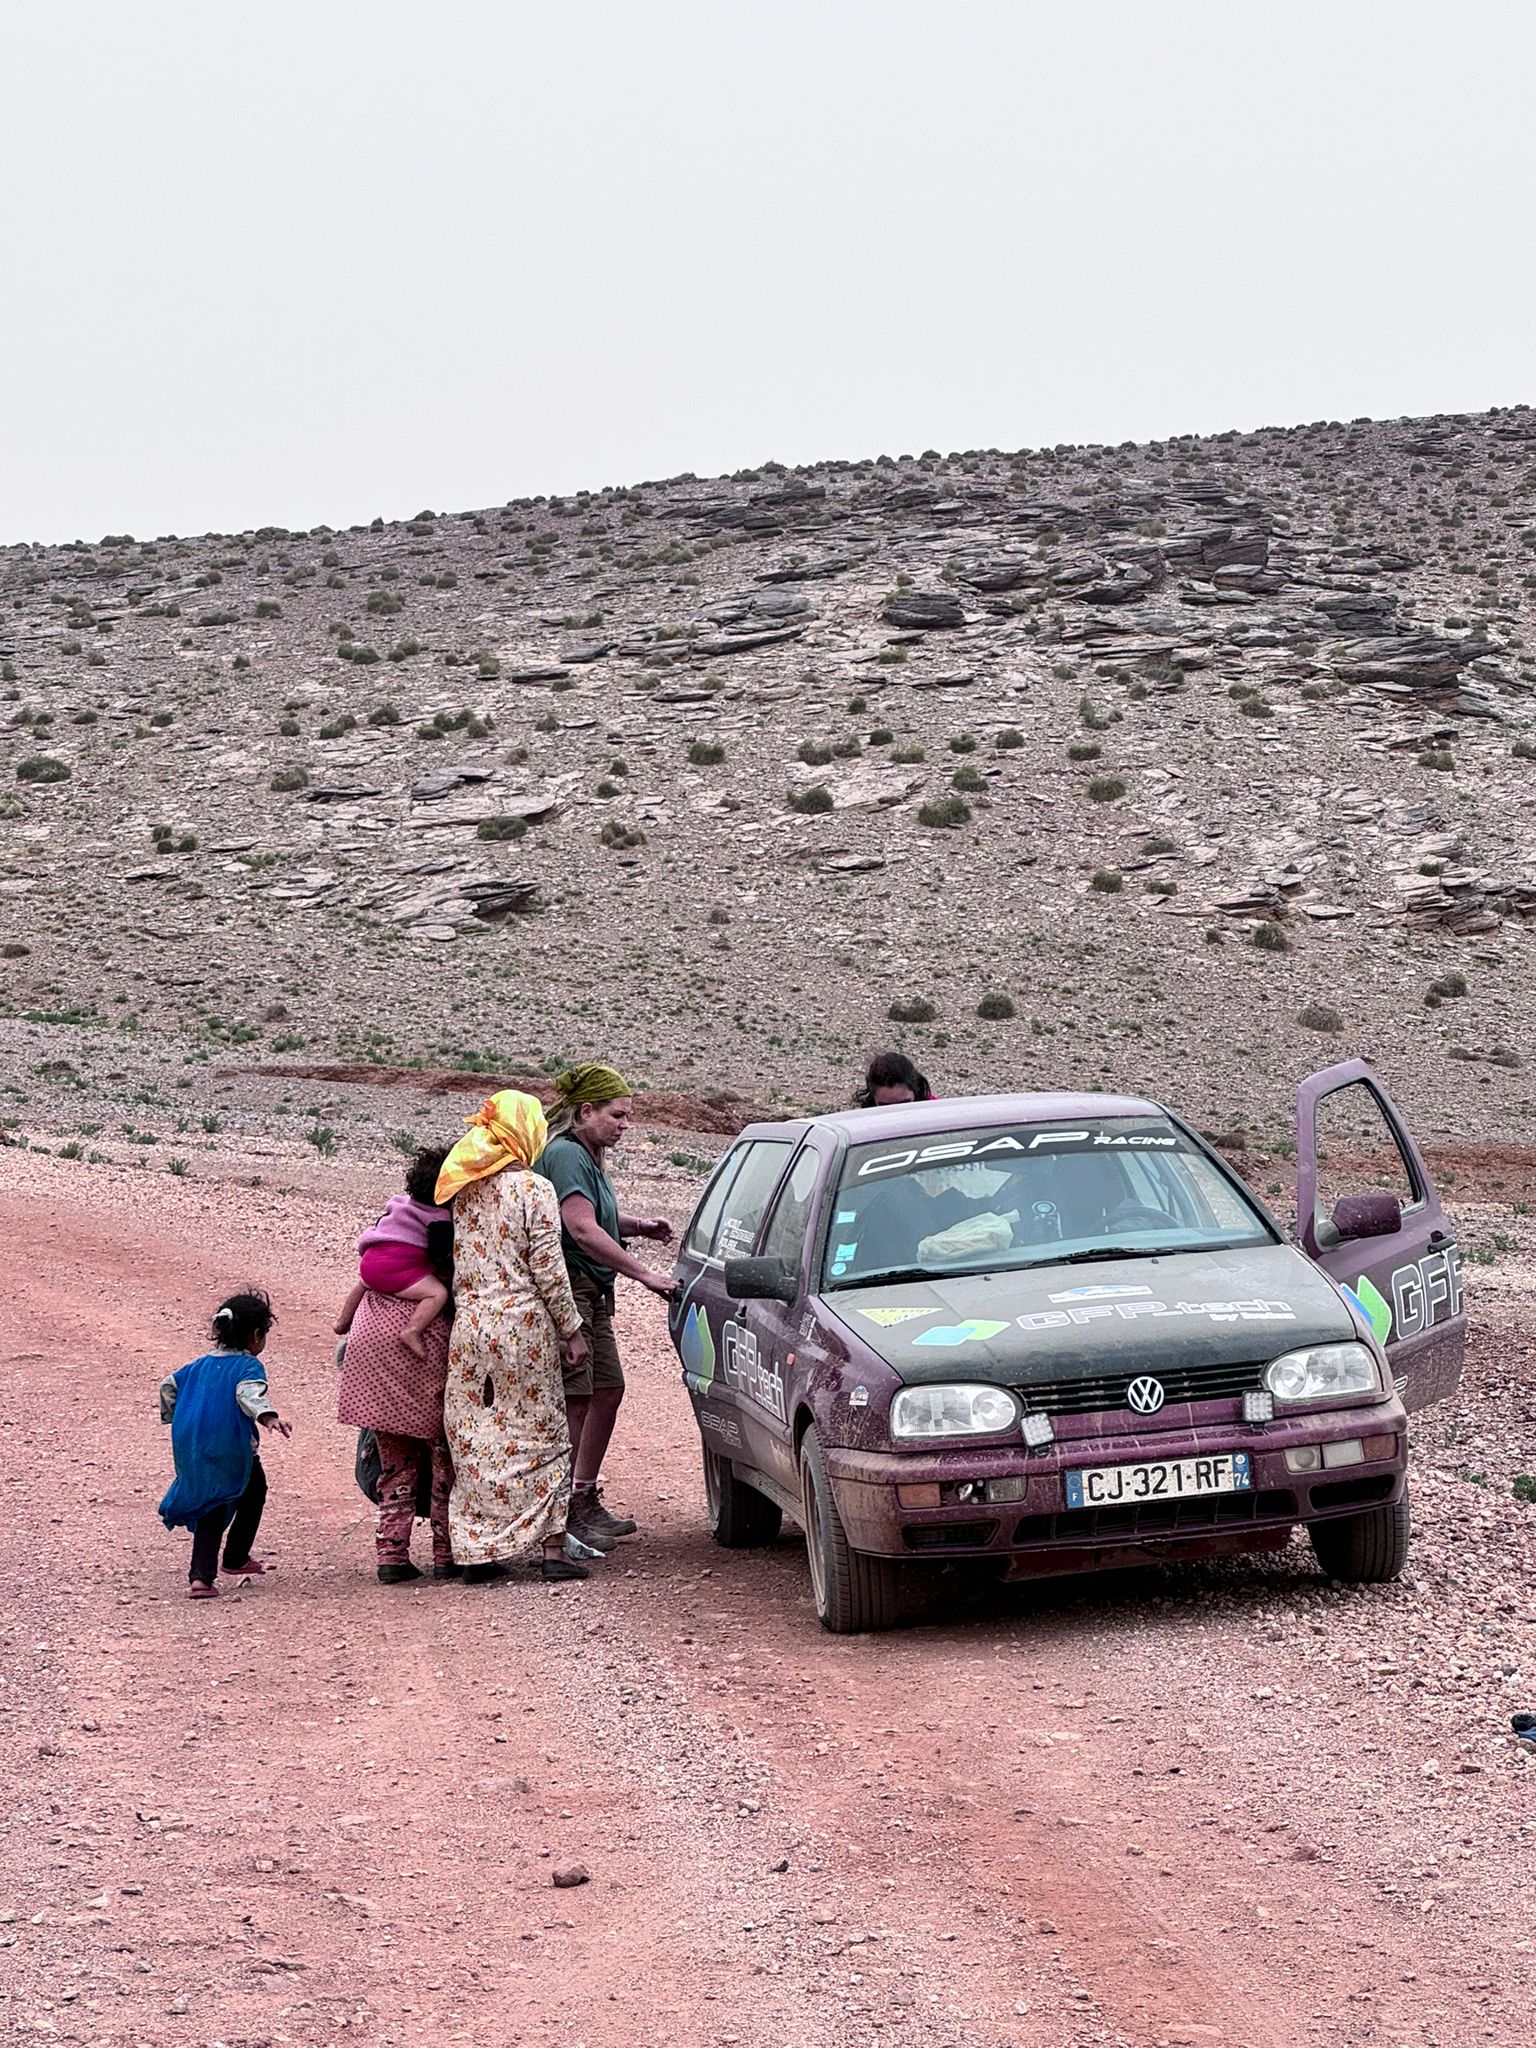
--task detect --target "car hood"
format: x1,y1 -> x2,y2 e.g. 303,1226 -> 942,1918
820,1243 -> 1356,1387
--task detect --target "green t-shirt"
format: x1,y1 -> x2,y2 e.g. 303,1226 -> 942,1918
537,1132 -> 622,1288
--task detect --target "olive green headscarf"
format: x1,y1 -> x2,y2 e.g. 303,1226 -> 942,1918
554,1062 -> 631,1108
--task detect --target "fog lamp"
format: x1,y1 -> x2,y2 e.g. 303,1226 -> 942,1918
1284,1444 -> 1323,1473
986,1475 -> 1028,1504
1243,1388 -> 1275,1424
896,1482 -> 942,1509
1021,1411 -> 1054,1449
1321,1437 -> 1365,1469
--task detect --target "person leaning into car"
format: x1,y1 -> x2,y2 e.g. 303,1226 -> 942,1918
537,1063 -> 676,1556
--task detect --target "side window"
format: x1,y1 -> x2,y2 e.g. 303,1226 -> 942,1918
686,1149 -> 744,1258
1313,1081 -> 1422,1245
712,1141 -> 792,1261
761,1146 -> 822,1271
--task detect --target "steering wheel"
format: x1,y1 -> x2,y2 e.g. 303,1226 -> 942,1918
1103,1201 -> 1172,1233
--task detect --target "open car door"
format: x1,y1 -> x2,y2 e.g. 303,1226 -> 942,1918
1296,1059 -> 1465,1412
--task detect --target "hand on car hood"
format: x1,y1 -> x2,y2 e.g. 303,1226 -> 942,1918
822,1243 -> 1358,1387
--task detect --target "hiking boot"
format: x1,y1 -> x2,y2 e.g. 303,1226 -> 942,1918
434,1560 -> 464,1580
377,1560 -> 423,1584
563,1531 -> 606,1563
573,1491 -> 638,1542
564,1497 -> 619,1552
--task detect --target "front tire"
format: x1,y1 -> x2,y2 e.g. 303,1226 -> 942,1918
703,1443 -> 783,1548
1307,1490 -> 1410,1583
799,1425 -> 905,1633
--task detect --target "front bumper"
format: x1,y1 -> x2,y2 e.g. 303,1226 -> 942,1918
823,1396 -> 1407,1573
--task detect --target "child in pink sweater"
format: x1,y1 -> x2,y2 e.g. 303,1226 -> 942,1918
335,1147 -> 452,1358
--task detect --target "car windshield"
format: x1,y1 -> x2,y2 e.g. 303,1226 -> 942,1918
823,1115 -> 1274,1288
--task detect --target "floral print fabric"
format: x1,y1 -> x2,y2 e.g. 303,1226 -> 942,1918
444,1168 -> 583,1565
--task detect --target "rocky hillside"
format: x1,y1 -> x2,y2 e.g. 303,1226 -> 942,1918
3,408 -> 1535,1141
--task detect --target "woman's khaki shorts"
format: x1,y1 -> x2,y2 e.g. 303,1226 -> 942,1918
562,1270 -> 624,1399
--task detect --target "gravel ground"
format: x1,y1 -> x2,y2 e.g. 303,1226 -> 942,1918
1,1141 -> 1532,2048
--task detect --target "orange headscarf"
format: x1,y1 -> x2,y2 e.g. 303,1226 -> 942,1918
434,1089 -> 549,1203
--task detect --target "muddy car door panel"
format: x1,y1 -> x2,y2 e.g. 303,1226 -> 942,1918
1296,1059 -> 1466,1411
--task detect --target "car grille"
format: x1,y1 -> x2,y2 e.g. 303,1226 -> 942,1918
1013,1358 -> 1263,1418
903,1519 -> 999,1551
1012,1487 -> 1296,1545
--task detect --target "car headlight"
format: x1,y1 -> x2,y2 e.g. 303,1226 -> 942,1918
1263,1342 -> 1379,1405
890,1384 -> 1020,1439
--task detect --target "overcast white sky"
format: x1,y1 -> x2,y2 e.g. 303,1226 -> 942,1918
1,1 -> 1531,543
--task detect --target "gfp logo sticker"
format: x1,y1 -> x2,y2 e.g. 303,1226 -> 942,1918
1127,1376 -> 1166,1415
911,1319 -> 1010,1348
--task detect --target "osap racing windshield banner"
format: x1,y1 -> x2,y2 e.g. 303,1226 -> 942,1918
855,1122 -> 1185,1179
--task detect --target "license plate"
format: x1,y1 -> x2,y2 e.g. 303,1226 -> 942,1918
1064,1451 -> 1252,1510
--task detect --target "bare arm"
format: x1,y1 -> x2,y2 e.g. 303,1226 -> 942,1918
561,1194 -> 676,1296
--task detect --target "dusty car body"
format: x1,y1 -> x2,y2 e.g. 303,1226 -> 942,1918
668,1062 -> 1465,1632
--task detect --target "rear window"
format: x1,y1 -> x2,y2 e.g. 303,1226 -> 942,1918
825,1116 -> 1273,1286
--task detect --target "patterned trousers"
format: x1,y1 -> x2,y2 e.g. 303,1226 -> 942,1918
374,1433 -> 454,1567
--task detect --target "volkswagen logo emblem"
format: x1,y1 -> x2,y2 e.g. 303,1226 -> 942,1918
1127,1375 -> 1166,1415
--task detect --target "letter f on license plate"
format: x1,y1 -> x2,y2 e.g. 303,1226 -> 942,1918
1064,1452 -> 1252,1509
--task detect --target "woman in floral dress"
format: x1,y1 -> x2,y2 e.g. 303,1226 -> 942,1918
435,1090 -> 590,1584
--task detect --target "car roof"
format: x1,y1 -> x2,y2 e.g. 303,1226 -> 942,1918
734,1090 -> 1168,1147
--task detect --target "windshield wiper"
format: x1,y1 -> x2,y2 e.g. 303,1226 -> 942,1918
1024,1244 -> 1174,1268
830,1263 -> 986,1291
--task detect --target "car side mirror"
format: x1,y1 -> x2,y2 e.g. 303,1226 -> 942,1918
1330,1192 -> 1403,1241
723,1254 -> 800,1304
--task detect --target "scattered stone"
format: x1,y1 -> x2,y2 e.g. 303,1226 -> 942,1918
551,1864 -> 590,1889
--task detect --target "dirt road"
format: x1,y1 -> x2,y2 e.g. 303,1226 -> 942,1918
2,1154 -> 1532,2048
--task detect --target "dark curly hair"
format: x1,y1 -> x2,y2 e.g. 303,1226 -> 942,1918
212,1289 -> 275,1351
405,1145 -> 451,1206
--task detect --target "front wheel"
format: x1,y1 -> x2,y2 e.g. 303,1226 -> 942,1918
799,1426 -> 905,1633
703,1443 -> 783,1548
1307,1490 -> 1410,1583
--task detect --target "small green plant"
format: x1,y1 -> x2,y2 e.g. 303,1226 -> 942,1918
1079,695 -> 1111,731
688,739 -> 726,765
477,815 -> 527,841
1143,836 -> 1177,856
786,784 -> 834,815
1514,1474 -> 1536,1503
976,992 -> 1016,1020
868,727 -> 894,745
890,744 -> 926,764
1252,922 -> 1290,953
599,820 -> 646,848
919,795 -> 971,828
16,757 -> 70,783
270,766 -> 310,792
888,996 -> 937,1024
1067,741 -> 1101,761
1090,869 -> 1123,893
948,733 -> 976,754
277,716 -> 301,736
367,702 -> 401,726
389,637 -> 423,662
200,1113 -> 221,1134
318,713 -> 358,739
797,738 -> 834,766
1087,775 -> 1125,802
167,1156 -> 190,1177
1297,1002 -> 1343,1033
993,728 -> 1024,750
306,1125 -> 337,1156
847,695 -> 867,713
1145,876 -> 1178,897
365,590 -> 404,615
951,764 -> 985,793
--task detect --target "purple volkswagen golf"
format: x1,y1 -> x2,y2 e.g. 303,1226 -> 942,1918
668,1061 -> 1465,1632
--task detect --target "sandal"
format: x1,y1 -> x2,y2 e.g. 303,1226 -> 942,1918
222,1557 -> 272,1577
188,1581 -> 220,1600
539,1554 -> 589,1582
